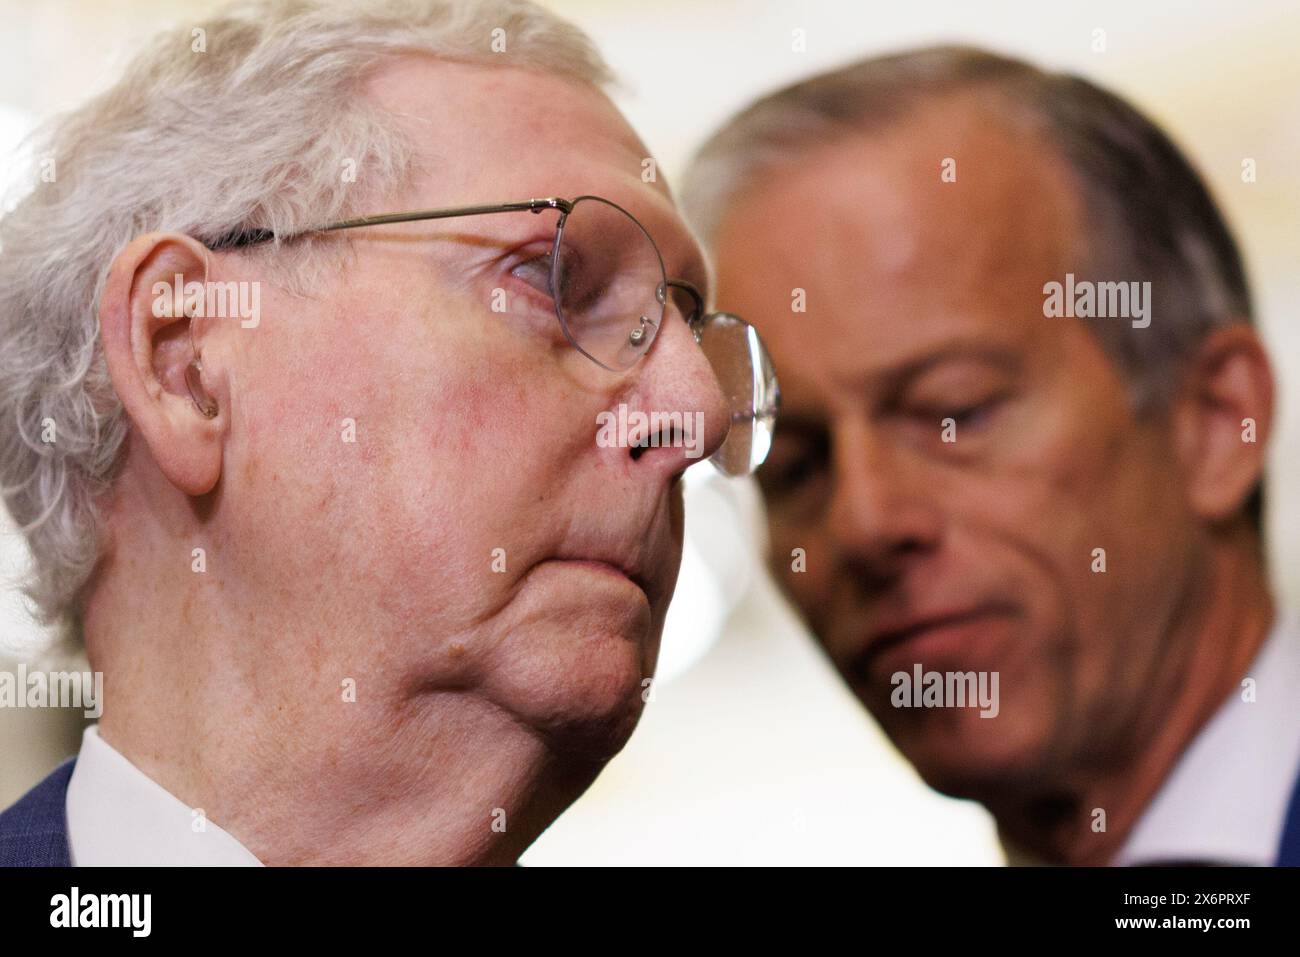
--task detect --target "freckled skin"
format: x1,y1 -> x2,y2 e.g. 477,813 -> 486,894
712,95 -> 1273,863
88,57 -> 727,865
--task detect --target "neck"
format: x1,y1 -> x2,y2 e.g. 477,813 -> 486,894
80,450 -> 610,865
92,664 -> 597,865
992,531 -> 1274,865
84,596 -> 597,866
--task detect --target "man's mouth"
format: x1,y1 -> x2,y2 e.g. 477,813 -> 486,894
546,556 -> 656,607
849,605 -> 1017,684
561,559 -> 644,589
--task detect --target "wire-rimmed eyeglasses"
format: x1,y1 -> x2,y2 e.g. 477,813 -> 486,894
206,195 -> 778,476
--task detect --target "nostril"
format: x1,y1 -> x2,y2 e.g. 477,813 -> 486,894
628,425 -> 683,461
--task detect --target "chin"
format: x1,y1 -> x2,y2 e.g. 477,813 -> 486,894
492,623 -> 658,762
882,707 -> 1051,800
548,698 -> 647,763
531,672 -> 650,763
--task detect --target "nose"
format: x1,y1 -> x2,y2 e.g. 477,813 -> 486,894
615,306 -> 729,481
826,420 -> 943,585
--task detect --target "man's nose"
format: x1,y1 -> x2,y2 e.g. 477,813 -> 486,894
826,423 -> 943,583
617,308 -> 729,480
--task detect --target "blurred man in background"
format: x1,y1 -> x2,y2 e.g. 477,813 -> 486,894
685,46 -> 1300,865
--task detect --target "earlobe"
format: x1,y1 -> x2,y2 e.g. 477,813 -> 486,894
1175,325 -> 1274,523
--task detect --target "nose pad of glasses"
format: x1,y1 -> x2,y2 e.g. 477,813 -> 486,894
611,314 -> 658,369
630,279 -> 668,356
627,315 -> 655,347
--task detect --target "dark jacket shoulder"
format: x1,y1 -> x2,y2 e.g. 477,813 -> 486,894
0,758 -> 75,866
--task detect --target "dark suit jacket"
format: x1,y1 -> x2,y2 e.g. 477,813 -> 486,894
0,758 -> 74,866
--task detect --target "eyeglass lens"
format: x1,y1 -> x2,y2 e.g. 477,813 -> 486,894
551,196 -> 778,476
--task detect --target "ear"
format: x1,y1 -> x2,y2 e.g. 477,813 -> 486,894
99,233 -> 226,496
1172,325 -> 1274,524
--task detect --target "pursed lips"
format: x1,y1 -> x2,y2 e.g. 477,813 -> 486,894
547,555 -> 657,607
546,500 -> 677,612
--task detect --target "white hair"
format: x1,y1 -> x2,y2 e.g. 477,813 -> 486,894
0,0 -> 614,642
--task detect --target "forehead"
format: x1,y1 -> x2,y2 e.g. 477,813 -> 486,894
713,98 -> 1087,389
360,55 -> 701,277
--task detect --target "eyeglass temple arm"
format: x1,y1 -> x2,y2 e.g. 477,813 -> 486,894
208,200 -> 710,331
206,197 -> 574,250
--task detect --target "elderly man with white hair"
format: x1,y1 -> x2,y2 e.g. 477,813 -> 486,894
0,0 -> 776,866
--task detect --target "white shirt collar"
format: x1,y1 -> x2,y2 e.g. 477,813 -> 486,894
1000,611 -> 1300,866
65,725 -> 263,866
1113,610 -> 1300,866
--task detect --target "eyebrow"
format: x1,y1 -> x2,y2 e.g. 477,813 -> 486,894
868,343 -> 1024,395
774,344 -> 1023,422
767,409 -> 827,437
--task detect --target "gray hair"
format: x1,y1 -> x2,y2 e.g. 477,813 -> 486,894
682,44 -> 1259,523
0,0 -> 614,640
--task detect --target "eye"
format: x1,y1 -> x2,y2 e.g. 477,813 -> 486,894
898,359 -> 1017,439
938,401 -> 997,429
758,433 -> 828,498
908,393 -> 1008,442
510,253 -> 554,301
764,456 -> 817,493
